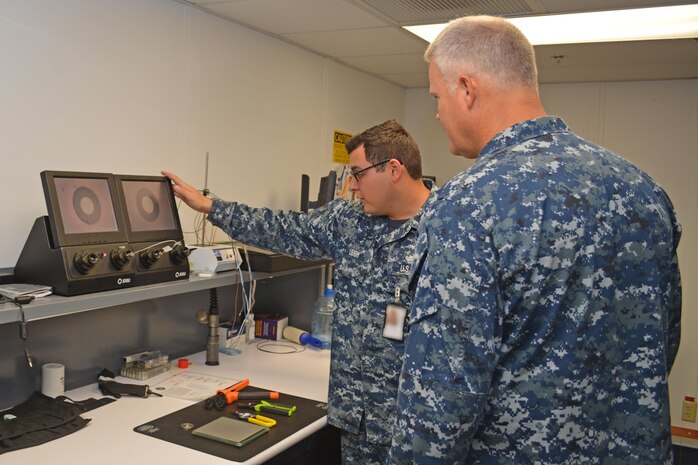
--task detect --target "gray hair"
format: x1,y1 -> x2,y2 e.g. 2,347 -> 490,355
425,16 -> 538,90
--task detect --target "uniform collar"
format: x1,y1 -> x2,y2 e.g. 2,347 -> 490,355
479,116 -> 569,162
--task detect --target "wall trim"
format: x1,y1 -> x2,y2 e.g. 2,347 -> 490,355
673,426 -> 698,439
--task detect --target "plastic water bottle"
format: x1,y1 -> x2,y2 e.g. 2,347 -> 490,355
311,285 -> 335,349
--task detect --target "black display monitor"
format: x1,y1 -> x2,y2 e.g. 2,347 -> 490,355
114,174 -> 184,243
41,170 -> 129,247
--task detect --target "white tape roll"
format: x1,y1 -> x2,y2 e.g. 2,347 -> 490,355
41,363 -> 65,397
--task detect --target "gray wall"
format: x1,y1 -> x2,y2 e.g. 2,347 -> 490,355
0,0 -> 406,268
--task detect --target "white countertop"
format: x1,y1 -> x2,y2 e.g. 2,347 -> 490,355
4,341 -> 331,465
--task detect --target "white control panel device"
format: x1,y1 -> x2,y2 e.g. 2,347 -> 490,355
188,245 -> 242,274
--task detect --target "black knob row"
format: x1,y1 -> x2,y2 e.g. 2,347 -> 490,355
73,245 -> 190,273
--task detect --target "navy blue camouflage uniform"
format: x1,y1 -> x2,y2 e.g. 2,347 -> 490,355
389,117 -> 681,464
208,180 -> 436,462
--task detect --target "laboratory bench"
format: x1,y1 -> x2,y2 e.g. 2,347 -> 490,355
0,259 -> 335,464
3,342 -> 334,465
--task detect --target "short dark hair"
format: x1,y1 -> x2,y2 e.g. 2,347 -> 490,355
345,119 -> 423,179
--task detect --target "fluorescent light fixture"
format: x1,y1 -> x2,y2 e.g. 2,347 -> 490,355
403,5 -> 698,46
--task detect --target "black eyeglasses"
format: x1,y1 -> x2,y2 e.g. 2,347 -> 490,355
350,159 -> 391,182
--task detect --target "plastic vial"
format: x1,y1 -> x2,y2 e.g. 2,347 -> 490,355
311,285 -> 335,349
245,312 -> 256,344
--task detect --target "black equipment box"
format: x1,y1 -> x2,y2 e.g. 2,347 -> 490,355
240,246 -> 330,273
14,171 -> 190,296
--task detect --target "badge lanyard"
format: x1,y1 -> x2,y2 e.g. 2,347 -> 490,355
382,285 -> 407,341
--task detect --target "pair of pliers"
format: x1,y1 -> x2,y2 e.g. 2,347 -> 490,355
239,400 -> 297,417
233,411 -> 277,428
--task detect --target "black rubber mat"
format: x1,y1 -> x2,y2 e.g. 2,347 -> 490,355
133,388 -> 328,462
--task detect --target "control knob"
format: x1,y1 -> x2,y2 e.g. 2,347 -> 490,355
110,249 -> 134,270
74,251 -> 101,274
139,248 -> 164,268
169,244 -> 191,264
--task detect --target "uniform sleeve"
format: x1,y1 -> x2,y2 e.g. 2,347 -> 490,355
389,199 -> 500,464
665,207 -> 682,371
207,198 -> 345,261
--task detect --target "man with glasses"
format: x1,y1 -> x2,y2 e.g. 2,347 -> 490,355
162,119 -> 434,464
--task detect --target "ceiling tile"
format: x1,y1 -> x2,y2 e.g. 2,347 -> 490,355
354,0 -> 547,25
188,0 -> 244,4
536,39 -> 698,83
185,0 -> 698,87
282,27 -> 427,57
200,0 -> 386,34
536,0 -> 697,14
536,40 -> 698,70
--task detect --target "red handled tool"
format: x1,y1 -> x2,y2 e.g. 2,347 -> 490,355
204,379 -> 280,410
205,379 -> 249,410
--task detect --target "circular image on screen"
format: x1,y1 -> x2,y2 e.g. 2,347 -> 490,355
136,187 -> 160,222
72,186 -> 102,225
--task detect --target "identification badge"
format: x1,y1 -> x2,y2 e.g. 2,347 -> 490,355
382,303 -> 407,341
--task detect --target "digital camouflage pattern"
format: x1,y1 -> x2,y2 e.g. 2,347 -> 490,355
389,117 -> 681,465
209,181 -> 435,450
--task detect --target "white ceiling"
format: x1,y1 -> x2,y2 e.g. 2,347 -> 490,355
182,0 -> 698,88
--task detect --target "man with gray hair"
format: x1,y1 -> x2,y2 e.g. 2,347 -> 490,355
390,16 -> 681,464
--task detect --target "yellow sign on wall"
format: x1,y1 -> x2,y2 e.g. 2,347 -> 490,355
333,130 -> 352,165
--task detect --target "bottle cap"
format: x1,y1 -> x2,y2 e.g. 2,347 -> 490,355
178,358 -> 189,369
300,333 -> 325,349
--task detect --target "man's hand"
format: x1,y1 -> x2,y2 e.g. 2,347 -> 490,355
161,171 -> 213,213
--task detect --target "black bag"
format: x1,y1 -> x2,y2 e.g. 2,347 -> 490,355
0,391 -> 91,454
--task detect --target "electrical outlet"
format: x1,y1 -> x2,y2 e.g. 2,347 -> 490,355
681,396 -> 697,422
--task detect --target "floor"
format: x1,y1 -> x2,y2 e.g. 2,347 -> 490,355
674,444 -> 698,465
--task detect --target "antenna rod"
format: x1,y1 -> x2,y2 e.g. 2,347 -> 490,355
201,152 -> 210,246
204,152 -> 210,194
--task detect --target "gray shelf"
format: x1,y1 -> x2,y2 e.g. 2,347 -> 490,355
0,264 -> 326,325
